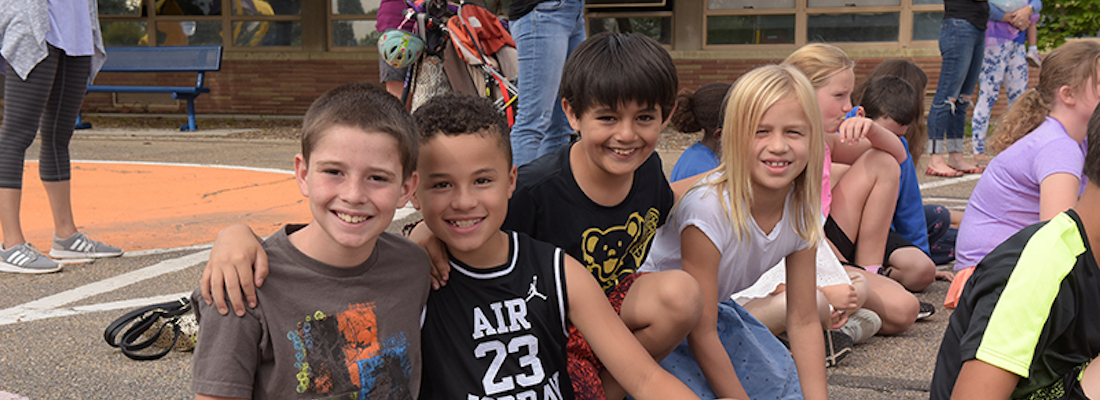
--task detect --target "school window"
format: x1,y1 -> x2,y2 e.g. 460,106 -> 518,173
330,0 -> 383,49
97,0 -> 303,48
586,0 -> 673,46
703,0 -> 944,48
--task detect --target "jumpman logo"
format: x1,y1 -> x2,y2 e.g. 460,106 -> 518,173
525,275 -> 547,302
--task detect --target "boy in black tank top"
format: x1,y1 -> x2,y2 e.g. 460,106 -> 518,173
412,94 -> 707,400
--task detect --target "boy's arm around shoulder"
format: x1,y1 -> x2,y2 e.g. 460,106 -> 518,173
561,255 -> 714,400
201,224 -> 268,317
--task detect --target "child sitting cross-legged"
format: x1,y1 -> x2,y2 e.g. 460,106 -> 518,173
191,82 -> 429,399
640,64 -> 830,400
411,93 -> 716,400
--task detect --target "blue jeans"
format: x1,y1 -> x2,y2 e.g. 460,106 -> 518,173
927,18 -> 984,154
509,0 -> 586,166
657,300 -> 802,400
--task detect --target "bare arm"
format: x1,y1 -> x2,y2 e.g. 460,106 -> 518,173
950,359 -> 1019,399
200,224 -> 267,316
671,171 -> 709,202
1039,173 -> 1081,221
678,226 -> 751,400
195,394 -> 246,400
406,222 -> 451,289
565,256 -> 711,400
784,245 -> 829,400
830,118 -> 908,165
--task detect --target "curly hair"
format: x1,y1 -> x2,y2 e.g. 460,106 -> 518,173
412,93 -> 512,165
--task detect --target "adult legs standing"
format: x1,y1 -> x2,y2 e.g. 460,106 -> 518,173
927,18 -> 985,175
509,0 -> 586,166
0,45 -> 119,273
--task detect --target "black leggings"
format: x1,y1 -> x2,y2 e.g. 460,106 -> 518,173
0,44 -> 91,189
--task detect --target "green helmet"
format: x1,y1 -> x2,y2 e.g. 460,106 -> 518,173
378,29 -> 424,69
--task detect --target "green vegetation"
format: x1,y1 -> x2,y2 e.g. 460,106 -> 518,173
1038,0 -> 1100,49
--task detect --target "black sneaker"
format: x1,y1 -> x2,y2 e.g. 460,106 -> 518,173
825,330 -> 853,368
917,301 -> 936,320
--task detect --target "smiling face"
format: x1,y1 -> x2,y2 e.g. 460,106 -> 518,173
414,132 -> 517,267
293,125 -> 416,266
815,68 -> 856,134
751,96 -> 812,198
564,100 -> 666,180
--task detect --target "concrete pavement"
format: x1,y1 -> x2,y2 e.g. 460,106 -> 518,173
0,126 -> 978,399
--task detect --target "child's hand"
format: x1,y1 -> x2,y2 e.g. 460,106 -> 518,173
201,224 -> 268,317
829,307 -> 849,330
835,116 -> 874,145
821,283 -> 859,312
408,222 -> 451,289
936,269 -> 955,282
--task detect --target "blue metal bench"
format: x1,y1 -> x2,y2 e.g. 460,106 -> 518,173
77,46 -> 223,131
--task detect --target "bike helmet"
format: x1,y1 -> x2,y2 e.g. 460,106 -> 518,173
378,29 -> 425,69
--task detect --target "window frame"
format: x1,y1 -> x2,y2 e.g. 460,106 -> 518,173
701,0 -> 945,50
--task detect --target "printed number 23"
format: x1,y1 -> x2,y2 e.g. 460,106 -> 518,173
474,334 -> 545,395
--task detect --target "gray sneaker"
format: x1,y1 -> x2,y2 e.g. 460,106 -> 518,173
0,243 -> 62,274
838,308 -> 883,344
50,232 -> 123,259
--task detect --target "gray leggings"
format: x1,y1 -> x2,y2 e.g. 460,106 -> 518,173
0,45 -> 91,189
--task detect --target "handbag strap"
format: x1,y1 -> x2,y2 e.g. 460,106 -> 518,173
103,298 -> 192,360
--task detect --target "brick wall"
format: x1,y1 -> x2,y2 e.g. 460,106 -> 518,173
82,55 -> 1040,119
675,57 -> 1041,121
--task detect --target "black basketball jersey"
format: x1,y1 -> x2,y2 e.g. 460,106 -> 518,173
420,231 -> 574,400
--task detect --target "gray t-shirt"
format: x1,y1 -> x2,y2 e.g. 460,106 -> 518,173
192,225 -> 430,400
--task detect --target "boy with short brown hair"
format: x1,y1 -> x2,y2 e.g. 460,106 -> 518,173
191,82 -> 427,400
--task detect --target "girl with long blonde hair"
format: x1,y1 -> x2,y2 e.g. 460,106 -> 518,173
640,64 -> 828,400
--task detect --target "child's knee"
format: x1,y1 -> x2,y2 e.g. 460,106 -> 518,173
865,148 -> 901,177
645,270 -> 703,326
889,250 -> 937,292
878,293 -> 919,335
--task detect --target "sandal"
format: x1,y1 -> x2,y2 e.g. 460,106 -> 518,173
954,165 -> 985,174
925,166 -> 964,178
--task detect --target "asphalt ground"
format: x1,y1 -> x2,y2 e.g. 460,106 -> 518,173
0,126 -> 981,399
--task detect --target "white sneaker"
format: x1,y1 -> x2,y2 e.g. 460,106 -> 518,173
0,243 -> 61,274
50,232 -> 123,259
838,308 -> 882,344
1027,49 -> 1042,68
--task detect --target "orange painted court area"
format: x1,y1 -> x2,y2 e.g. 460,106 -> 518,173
18,161 -> 311,253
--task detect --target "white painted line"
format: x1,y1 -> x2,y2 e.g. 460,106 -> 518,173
66,159 -> 295,175
0,250 -> 209,325
918,174 -> 980,191
922,197 -> 970,204
123,243 -> 213,258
